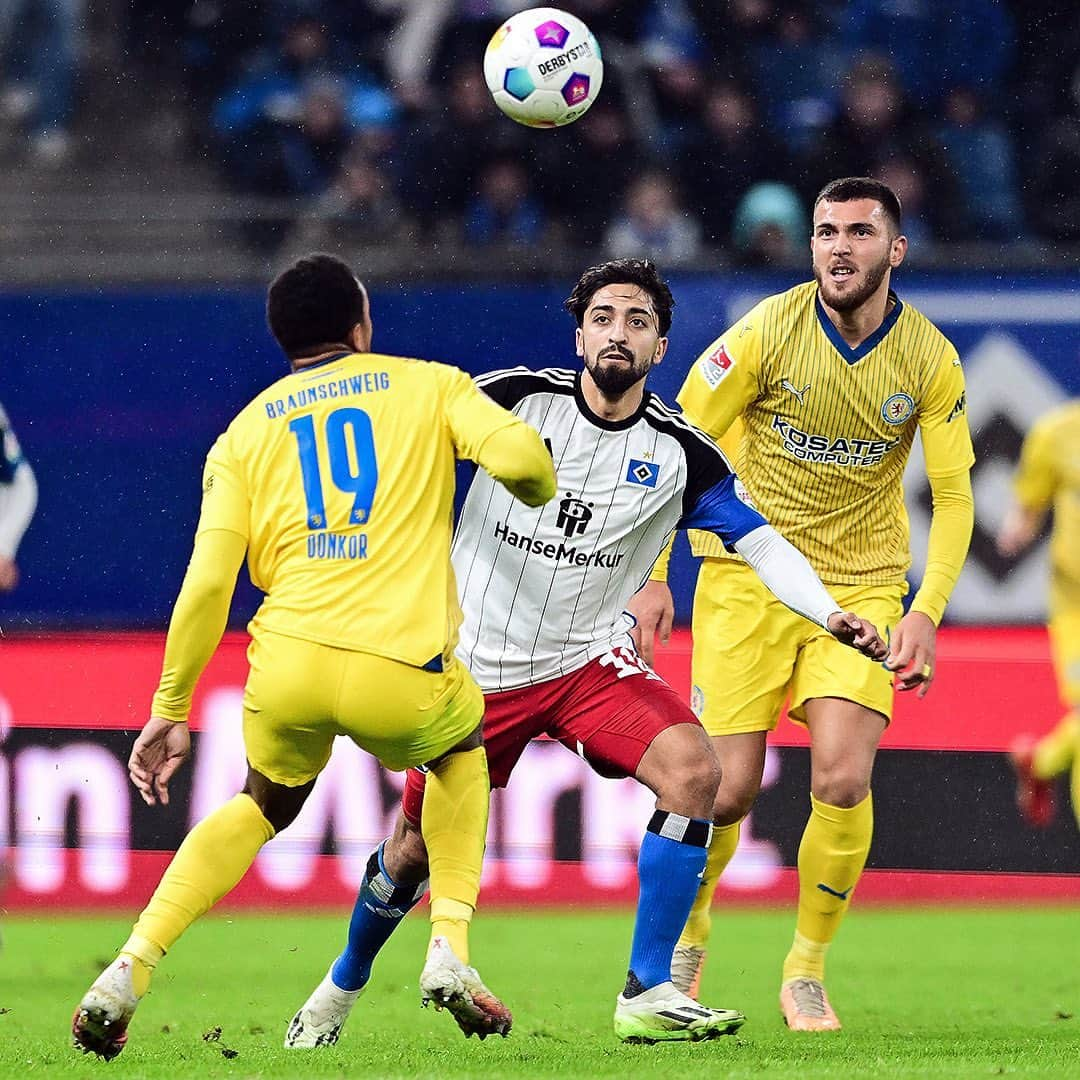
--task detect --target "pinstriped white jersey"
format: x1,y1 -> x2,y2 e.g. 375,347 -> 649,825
452,368 -> 766,691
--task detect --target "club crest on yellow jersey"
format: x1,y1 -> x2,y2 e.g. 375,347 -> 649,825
881,392 -> 915,425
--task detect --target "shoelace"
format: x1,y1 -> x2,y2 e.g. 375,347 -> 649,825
790,978 -> 828,1018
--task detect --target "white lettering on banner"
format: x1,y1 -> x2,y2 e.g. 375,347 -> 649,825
581,773 -> 655,888
501,742 -> 585,888
14,744 -> 129,892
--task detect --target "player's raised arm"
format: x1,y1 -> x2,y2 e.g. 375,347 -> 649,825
442,365 -> 556,507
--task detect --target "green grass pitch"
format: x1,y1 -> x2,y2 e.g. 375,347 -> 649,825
2,907 -> 1077,1079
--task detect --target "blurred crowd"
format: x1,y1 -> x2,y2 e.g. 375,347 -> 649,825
6,0 -> 1079,262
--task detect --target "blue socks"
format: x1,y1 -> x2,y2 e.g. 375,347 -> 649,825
625,811 -> 713,996
331,841 -> 427,992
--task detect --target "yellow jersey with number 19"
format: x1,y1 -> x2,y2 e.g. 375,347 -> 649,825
196,351 -> 532,668
677,281 -> 974,586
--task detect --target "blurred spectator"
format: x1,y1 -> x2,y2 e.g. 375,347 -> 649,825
535,95 -> 643,244
935,86 -> 1022,241
875,156 -> 934,255
604,171 -> 702,266
749,4 -> 843,150
1029,108 -> 1080,245
800,55 -> 964,240
838,0 -> 1014,111
398,61 -> 518,235
0,0 -> 81,165
677,79 -> 790,245
638,0 -> 706,153
463,156 -> 546,247
211,14 -> 397,174
731,182 -> 805,266
295,145 -> 407,247
218,76 -> 355,199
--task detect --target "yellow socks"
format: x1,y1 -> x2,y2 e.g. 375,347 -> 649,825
121,793 -> 275,990
422,746 -> 490,963
678,819 -> 740,949
782,792 -> 873,984
1033,711 -> 1080,779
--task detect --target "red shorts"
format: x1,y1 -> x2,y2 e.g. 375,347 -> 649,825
402,645 -> 700,826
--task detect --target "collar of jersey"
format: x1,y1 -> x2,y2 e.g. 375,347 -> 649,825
294,350 -> 354,373
815,290 -> 903,365
574,371 -> 651,431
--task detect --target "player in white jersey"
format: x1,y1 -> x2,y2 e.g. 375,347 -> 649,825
0,400 -> 37,592
287,260 -> 887,1046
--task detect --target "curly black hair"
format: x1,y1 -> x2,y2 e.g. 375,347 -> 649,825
267,253 -> 367,360
564,258 -> 675,337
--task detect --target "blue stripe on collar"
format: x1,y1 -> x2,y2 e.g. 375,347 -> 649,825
815,291 -> 903,365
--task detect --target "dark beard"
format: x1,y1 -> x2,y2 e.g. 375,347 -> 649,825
586,352 -> 652,396
815,254 -> 890,312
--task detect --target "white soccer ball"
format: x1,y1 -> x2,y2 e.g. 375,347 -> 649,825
483,7 -> 603,128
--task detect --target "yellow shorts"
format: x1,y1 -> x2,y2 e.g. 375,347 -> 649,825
690,558 -> 907,736
1049,610 -> 1080,707
242,630 -> 483,786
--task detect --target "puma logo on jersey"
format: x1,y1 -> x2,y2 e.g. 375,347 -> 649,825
781,380 -> 810,405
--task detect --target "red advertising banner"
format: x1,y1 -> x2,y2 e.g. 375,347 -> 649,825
1,628 -> 1075,911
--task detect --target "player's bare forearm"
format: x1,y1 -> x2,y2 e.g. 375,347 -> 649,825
885,610 -> 937,697
626,580 -> 673,666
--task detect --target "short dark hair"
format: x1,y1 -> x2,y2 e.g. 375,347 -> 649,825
564,259 -> 675,337
814,177 -> 902,235
266,253 -> 367,359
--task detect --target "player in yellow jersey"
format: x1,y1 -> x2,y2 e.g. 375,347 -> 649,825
72,254 -> 556,1060
996,400 -> 1080,830
636,178 -> 975,1031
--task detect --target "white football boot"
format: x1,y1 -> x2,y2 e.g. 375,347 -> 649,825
285,967 -> 365,1048
614,980 -> 745,1043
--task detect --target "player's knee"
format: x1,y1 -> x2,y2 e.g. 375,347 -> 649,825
657,751 -> 721,817
242,769 -> 313,833
811,767 -> 870,808
712,785 -> 757,826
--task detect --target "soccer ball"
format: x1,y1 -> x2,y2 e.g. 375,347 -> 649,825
483,7 -> 603,128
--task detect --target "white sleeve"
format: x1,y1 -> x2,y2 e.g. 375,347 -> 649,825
732,524 -> 840,629
0,460 -> 38,558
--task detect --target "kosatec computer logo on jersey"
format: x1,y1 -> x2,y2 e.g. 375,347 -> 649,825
698,342 -> 735,390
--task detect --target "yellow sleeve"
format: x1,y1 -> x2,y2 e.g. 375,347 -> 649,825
442,365 -> 556,506
1012,417 -> 1058,513
910,350 -> 975,624
197,431 -> 251,540
676,308 -> 763,439
909,469 -> 974,625
917,345 -> 976,478
150,528 -> 247,722
649,534 -> 675,582
477,424 -> 557,507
